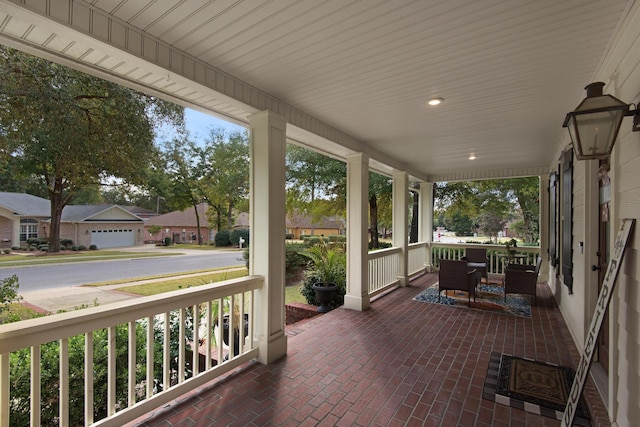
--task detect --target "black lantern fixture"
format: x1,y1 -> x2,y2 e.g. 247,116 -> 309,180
563,82 -> 639,160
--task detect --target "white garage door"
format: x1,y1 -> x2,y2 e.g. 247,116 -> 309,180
91,229 -> 135,249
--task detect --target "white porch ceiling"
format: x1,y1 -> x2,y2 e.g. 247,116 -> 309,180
0,0 -> 634,181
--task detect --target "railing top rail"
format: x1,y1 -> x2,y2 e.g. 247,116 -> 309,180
408,242 -> 427,248
431,242 -> 540,252
0,275 -> 264,353
368,246 -> 402,260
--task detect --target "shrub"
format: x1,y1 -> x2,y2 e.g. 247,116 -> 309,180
302,236 -> 328,247
71,246 -> 78,251
164,236 -> 172,246
27,237 -> 47,246
29,245 -> 37,252
3,249 -> 11,255
78,245 -> 86,251
11,246 -> 19,251
368,241 -> 393,250
215,230 -> 231,247
0,275 -> 20,308
285,233 -> 293,240
89,244 -> 97,250
39,245 -> 49,252
328,235 -> 346,243
285,243 -> 308,279
60,239 -> 73,247
229,229 -> 250,246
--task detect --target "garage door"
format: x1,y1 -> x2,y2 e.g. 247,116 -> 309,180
90,229 -> 135,249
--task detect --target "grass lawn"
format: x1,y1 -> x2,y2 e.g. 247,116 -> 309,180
286,284 -> 307,304
117,269 -> 249,295
116,268 -> 308,305
0,303 -> 43,324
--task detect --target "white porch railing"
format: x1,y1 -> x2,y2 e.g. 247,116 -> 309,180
408,242 -> 428,277
366,242 -> 540,298
0,275 -> 263,427
367,247 -> 401,296
431,242 -> 541,274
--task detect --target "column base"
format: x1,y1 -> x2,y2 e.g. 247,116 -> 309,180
343,294 -> 371,311
257,332 -> 287,365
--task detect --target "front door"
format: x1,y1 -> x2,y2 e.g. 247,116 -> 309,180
596,162 -> 611,373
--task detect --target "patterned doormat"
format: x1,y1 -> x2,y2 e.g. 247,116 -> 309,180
483,352 -> 590,426
413,283 -> 531,317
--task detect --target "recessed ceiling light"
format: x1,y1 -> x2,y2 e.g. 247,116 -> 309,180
427,98 -> 444,106
469,153 -> 477,160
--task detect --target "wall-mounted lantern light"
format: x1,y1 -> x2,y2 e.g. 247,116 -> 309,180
563,82 -> 639,160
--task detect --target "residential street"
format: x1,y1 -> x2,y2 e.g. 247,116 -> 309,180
0,247 -> 244,292
0,246 -> 245,312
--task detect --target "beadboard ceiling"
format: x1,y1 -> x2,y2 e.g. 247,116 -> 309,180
0,0 -> 634,181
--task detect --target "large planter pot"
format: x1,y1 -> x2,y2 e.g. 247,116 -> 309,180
222,313 -> 249,358
311,282 -> 338,313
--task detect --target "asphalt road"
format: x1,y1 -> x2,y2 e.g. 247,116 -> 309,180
0,251 -> 245,292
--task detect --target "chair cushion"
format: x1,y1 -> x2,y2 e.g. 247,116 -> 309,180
467,262 -> 486,268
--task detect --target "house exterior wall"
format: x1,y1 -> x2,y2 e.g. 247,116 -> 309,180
0,216 -> 13,246
144,226 -> 214,244
549,5 -> 640,425
289,227 -> 341,240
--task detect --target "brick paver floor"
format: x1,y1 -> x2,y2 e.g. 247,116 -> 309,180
130,273 -> 609,426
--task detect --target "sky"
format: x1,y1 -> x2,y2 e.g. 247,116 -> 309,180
183,108 -> 245,145
155,108 -> 245,146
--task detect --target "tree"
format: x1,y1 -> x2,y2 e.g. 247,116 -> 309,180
200,130 -> 250,231
368,172 -> 392,248
0,46 -> 184,251
161,136 -> 206,245
285,144 -> 347,222
434,177 -> 540,243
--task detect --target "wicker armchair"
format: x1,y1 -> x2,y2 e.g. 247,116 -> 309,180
504,256 -> 542,302
438,259 -> 479,307
462,248 -> 488,283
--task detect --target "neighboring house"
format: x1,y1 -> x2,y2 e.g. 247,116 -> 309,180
144,203 -> 215,244
285,212 -> 344,239
0,192 -> 146,249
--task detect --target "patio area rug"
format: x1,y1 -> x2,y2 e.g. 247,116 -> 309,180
412,283 -> 531,317
483,352 -> 590,426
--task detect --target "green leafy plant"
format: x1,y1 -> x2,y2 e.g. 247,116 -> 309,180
300,241 -> 346,308
504,238 -> 518,263
0,275 -> 21,312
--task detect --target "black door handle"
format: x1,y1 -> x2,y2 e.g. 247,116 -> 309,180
591,265 -> 601,271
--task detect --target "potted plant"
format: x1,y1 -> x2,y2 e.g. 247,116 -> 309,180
215,297 -> 249,359
504,238 -> 518,264
301,241 -> 346,313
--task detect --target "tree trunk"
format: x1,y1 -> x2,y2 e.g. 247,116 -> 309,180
410,190 -> 419,243
193,203 -> 203,245
48,177 -> 69,253
226,201 -> 234,231
369,195 -> 379,249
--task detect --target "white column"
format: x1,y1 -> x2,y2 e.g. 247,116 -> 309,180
248,110 -> 287,364
419,182 -> 434,272
343,153 -> 370,311
538,174 -> 550,281
393,171 -> 409,286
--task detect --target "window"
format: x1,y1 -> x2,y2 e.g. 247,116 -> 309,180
20,219 -> 39,242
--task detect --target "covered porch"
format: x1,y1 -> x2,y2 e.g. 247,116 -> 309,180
128,273 -> 608,427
